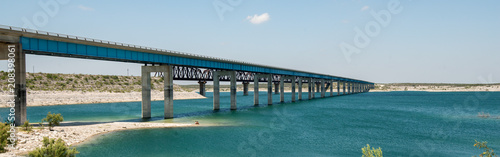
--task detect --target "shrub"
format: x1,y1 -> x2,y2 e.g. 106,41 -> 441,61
0,122 -> 9,153
41,112 -> 64,131
473,140 -> 497,157
362,144 -> 383,157
21,120 -> 33,132
28,137 -> 79,157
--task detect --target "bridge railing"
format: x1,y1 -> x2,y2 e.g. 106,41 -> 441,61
0,24 -> 259,67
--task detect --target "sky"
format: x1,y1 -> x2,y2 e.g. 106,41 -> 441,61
0,0 -> 499,84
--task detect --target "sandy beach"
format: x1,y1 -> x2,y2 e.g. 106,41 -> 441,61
1,121 -> 211,157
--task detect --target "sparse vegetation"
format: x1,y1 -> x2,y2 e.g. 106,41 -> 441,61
473,140 -> 497,157
21,120 -> 33,132
42,112 -> 64,131
28,137 -> 79,157
362,144 -> 382,157
0,122 -> 9,153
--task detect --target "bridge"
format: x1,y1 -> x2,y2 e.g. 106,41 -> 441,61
0,25 -> 374,126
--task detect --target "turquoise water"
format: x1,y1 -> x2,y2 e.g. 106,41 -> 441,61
2,92 -> 499,156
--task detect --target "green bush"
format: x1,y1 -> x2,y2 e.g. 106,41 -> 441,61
21,120 -> 33,132
0,122 -> 9,153
28,137 -> 79,157
42,112 -> 64,131
362,144 -> 382,157
474,140 -> 497,157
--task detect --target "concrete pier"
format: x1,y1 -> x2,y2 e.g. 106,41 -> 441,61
348,82 -> 351,94
279,76 -> 296,102
337,81 -> 340,96
343,81 -> 346,95
329,81 -> 333,96
213,71 -> 237,110
320,80 -> 325,98
243,81 -> 249,96
254,74 -> 273,105
280,76 -> 285,102
316,82 -> 320,93
311,79 -> 316,98
291,78 -> 296,102
298,78 -> 303,100
14,43 -> 27,126
308,78 -> 312,100
198,81 -> 206,96
141,65 -> 173,119
274,82 -> 279,94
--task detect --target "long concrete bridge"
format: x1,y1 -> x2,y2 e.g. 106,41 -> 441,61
0,25 -> 374,126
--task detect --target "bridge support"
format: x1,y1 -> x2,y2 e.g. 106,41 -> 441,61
254,74 -> 272,105
198,81 -> 206,96
243,81 -> 249,96
316,82 -> 320,93
329,80 -> 333,96
213,71 -> 237,110
337,81 -> 340,96
343,81 -> 346,95
274,82 -> 279,94
347,82 -> 351,94
142,65 -> 173,119
308,78 -> 313,100
280,76 -> 285,103
298,78 -> 303,100
320,79 -> 325,98
311,79 -> 316,99
10,43 -> 27,126
280,76 -> 296,102
291,78 -> 296,102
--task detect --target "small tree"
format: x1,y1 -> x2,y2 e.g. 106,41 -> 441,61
21,120 -> 33,132
0,122 -> 8,153
474,140 -> 497,157
42,112 -> 64,131
362,144 -> 383,157
28,137 -> 79,157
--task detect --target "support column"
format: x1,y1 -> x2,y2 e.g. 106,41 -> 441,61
342,81 -> 346,95
243,81 -> 249,96
349,82 -> 352,94
337,81 -> 340,96
198,81 -> 206,96
316,82 -> 320,93
329,81 -> 333,96
14,43 -> 26,126
280,76 -> 285,102
308,78 -> 312,100
311,79 -> 316,98
141,66 -> 152,118
268,75 -> 273,105
213,72 -> 220,110
230,72 -> 236,110
213,71 -> 237,110
291,77 -> 296,102
298,78 -> 303,100
254,77 -> 259,106
274,82 -> 279,94
321,80 -> 325,98
164,66 -> 173,119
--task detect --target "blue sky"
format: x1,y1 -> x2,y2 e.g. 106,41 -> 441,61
1,0 -> 499,83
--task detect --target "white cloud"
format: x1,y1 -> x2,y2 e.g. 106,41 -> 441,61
361,6 -> 370,11
78,5 -> 94,11
246,13 -> 270,24
341,20 -> 350,24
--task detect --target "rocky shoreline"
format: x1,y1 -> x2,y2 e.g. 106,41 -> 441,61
1,122 -> 204,157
